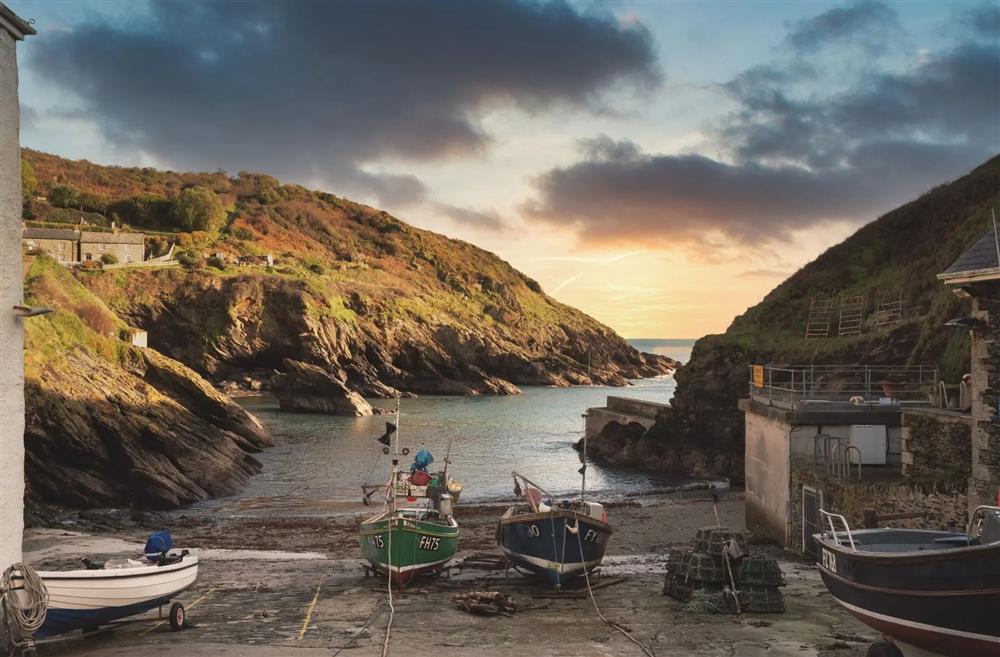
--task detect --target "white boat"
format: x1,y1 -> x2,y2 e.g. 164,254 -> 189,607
13,555 -> 199,637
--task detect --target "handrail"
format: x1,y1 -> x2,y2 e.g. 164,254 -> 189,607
510,471 -> 553,498
967,505 -> 1000,538
820,509 -> 856,551
844,446 -> 862,482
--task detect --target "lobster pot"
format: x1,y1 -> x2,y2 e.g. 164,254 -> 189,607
741,585 -> 785,613
684,552 -> 728,585
736,555 -> 785,587
694,526 -> 750,558
664,548 -> 692,579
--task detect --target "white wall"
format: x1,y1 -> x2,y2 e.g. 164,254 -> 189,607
0,23 -> 25,571
744,411 -> 791,545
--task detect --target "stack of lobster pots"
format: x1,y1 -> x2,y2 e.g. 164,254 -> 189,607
662,526 -> 785,614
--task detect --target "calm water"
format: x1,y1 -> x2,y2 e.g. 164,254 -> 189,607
190,339 -> 702,516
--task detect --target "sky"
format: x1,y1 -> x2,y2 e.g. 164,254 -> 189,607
9,0 -> 1000,338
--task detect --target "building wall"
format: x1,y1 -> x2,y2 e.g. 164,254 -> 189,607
900,409 -> 971,480
80,240 -> 144,263
969,288 -> 1000,510
25,236 -> 75,262
744,410 -> 792,546
0,24 -> 25,571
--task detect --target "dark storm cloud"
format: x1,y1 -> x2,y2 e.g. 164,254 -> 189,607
434,203 -> 507,232
784,1 -> 900,55
29,0 -> 659,207
962,4 -> 1000,38
524,7 -> 1000,250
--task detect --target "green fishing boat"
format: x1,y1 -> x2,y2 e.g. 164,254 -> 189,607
359,401 -> 461,586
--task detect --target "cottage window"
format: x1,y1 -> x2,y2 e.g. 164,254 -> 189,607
57,243 -> 65,252
126,255 -> 134,263
99,243 -> 105,251
26,240 -> 35,249
85,253 -> 92,261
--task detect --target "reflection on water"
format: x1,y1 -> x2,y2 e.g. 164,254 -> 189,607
190,340 -> 702,517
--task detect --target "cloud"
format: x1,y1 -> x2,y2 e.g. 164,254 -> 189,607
433,202 -> 507,231
523,6 -> 1000,252
784,1 -> 900,55
962,4 -> 1000,39
738,269 -> 792,279
27,0 -> 659,208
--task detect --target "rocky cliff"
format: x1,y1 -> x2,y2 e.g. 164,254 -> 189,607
25,150 -> 673,406
584,154 -> 1000,481
23,258 -> 271,508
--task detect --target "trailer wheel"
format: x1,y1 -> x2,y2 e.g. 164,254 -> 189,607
169,602 -> 186,631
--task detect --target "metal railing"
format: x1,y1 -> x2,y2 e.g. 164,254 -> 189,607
820,509 -> 857,551
750,364 -> 937,407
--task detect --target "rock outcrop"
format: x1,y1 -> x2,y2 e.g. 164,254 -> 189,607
271,358 -> 374,416
23,259 -> 272,509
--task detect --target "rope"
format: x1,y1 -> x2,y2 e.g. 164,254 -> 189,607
1,563 -> 48,650
571,513 -> 654,657
331,593 -> 386,657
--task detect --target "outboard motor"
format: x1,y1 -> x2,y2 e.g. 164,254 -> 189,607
144,530 -> 174,563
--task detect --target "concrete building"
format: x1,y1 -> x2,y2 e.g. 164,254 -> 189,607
938,230 -> 1000,511
0,2 -> 35,575
22,226 -> 77,263
80,230 -> 145,264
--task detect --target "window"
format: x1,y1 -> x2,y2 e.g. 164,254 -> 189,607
126,255 -> 133,263
58,243 -> 65,252
85,253 -> 92,261
26,240 -> 35,249
99,243 -> 105,251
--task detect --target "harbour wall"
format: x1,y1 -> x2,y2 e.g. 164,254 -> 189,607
583,396 -> 669,441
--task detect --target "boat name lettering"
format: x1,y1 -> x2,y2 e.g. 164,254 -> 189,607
418,536 -> 440,551
821,548 -> 837,574
369,535 -> 384,549
584,529 -> 602,544
527,525 -> 540,538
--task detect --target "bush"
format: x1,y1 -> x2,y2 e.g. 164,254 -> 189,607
74,300 -> 117,336
177,250 -> 199,267
233,227 -> 253,241
100,253 -> 118,265
49,184 -> 81,209
206,256 -> 225,270
108,195 -> 173,228
308,262 -> 325,275
21,159 -> 36,200
170,186 -> 227,232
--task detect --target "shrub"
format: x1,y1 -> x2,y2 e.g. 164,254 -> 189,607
100,253 -> 118,265
233,227 -> 253,241
170,186 -> 226,232
308,262 -> 325,275
177,250 -> 199,267
21,159 -> 36,200
74,300 -> 117,336
206,256 -> 225,270
49,184 -> 81,209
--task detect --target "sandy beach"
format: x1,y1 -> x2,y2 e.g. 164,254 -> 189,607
19,490 -> 880,657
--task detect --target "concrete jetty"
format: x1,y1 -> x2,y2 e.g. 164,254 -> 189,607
583,396 -> 668,441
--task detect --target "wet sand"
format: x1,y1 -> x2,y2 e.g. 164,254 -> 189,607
21,490 -> 879,656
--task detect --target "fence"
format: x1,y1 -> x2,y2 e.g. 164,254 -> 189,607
749,364 -> 937,407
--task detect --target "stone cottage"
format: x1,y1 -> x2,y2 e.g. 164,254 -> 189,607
22,226 -> 77,263
79,230 -> 145,264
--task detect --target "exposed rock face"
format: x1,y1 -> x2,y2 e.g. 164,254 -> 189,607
271,358 -> 374,416
23,260 -> 272,509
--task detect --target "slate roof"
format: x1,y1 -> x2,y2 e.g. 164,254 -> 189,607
940,231 -> 1000,280
80,231 -> 145,245
23,227 -> 77,241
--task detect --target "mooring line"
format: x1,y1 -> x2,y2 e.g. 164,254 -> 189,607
297,583 -> 322,641
140,586 -> 216,636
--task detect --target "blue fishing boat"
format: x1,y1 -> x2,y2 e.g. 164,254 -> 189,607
497,471 -> 611,588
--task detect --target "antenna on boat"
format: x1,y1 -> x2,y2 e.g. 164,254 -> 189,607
579,429 -> 588,503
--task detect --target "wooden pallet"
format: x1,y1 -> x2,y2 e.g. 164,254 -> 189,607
805,297 -> 835,338
875,292 -> 903,328
838,295 -> 864,336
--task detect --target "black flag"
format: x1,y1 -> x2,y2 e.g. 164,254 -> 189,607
578,465 -> 587,476
377,422 -> 397,446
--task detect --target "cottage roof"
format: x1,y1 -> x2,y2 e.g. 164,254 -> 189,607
0,3 -> 36,40
80,231 -> 145,245
939,231 -> 1000,284
23,227 -> 77,241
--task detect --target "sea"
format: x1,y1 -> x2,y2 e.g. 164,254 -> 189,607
190,338 -> 702,516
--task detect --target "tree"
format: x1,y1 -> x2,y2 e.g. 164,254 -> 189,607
100,253 -> 118,265
49,184 -> 81,209
170,186 -> 227,232
21,159 -> 36,200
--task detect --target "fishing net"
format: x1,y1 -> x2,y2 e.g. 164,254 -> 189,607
694,527 -> 750,558
684,552 -> 728,585
682,589 -> 732,615
741,585 -> 785,613
736,555 -> 785,587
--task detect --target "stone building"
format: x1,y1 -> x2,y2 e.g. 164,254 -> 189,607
938,230 -> 1000,511
0,1 -> 34,575
80,229 -> 145,264
22,226 -> 77,263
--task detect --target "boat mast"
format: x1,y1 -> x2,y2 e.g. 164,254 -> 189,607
391,395 -> 400,515
580,429 -> 587,503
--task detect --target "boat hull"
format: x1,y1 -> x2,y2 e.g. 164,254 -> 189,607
498,509 -> 610,587
815,531 -> 1000,657
359,515 -> 459,586
14,557 -> 199,637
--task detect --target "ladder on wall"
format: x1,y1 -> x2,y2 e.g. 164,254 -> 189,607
805,297 -> 835,338
875,291 -> 903,329
838,295 -> 865,336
